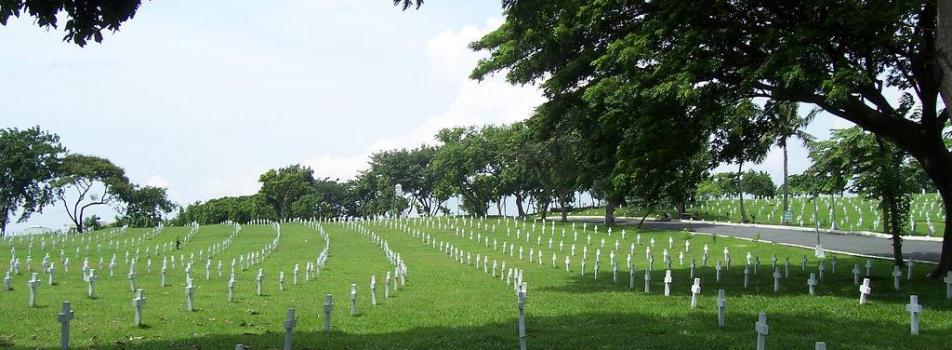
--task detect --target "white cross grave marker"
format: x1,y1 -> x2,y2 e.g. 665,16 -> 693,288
772,268 -> 781,293
906,295 -> 921,335
323,294 -> 333,333
690,278 -> 701,308
716,289 -> 726,327
133,289 -> 145,327
283,308 -> 296,350
755,312 -> 769,350
663,270 -> 672,296
859,278 -> 871,304
27,272 -> 40,307
350,283 -> 358,316
57,301 -> 73,350
807,273 -> 817,295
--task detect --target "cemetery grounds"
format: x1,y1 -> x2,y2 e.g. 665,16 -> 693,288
0,217 -> 950,349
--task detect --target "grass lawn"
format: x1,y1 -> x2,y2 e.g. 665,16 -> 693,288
0,218 -> 949,349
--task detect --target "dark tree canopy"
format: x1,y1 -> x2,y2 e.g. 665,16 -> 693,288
0,0 -> 141,46
0,126 -> 65,235
53,153 -> 131,232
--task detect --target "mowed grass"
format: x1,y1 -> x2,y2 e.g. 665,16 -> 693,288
0,218 -> 948,349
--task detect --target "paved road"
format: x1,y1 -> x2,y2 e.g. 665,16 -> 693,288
566,217 -> 943,263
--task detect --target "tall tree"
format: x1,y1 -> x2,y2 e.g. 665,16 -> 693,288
117,185 -> 176,227
712,101 -> 773,223
766,102 -> 818,215
431,127 -> 500,217
367,146 -> 445,216
470,0 -> 952,276
0,126 -> 65,235
53,154 -> 131,233
258,165 -> 317,221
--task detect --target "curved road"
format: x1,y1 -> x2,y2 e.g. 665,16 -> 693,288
566,216 -> 943,263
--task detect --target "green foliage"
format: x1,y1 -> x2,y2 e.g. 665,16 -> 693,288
173,194 -> 274,225
52,154 -> 131,233
365,146 -> 445,216
258,165 -> 319,220
82,214 -> 103,232
742,171 -> 775,199
0,0 -> 142,46
0,126 -> 65,235
116,185 -> 176,227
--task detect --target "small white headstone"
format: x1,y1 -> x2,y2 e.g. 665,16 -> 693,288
716,289 -> 726,327
690,278 -> 701,308
755,312 -> 769,350
906,295 -> 921,335
859,278 -> 871,304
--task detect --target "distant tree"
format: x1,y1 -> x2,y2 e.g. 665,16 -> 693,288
776,173 -> 816,197
431,127 -> 499,217
0,126 -> 65,236
808,137 -> 852,232
742,171 -> 776,199
822,127 -> 917,265
83,214 -> 103,232
53,154 -> 130,233
711,101 -> 773,223
765,102 -> 818,212
0,0 -> 142,46
366,146 -> 444,216
258,165 -> 317,221
117,185 -> 176,227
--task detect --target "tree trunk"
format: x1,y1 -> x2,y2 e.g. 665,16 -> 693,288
560,194 -> 569,222
782,139 -> 790,213
605,200 -> 616,227
539,200 -> 549,220
675,201 -> 685,221
938,0 -> 952,110
0,208 -> 7,236
638,212 -> 649,229
515,192 -> 526,217
737,162 -> 747,223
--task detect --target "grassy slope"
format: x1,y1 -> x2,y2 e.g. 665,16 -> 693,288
0,219 -> 948,349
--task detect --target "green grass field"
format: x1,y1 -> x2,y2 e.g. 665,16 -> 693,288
0,218 -> 950,349
568,193 -> 946,236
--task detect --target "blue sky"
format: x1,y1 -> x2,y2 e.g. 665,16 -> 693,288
3,0 -> 854,232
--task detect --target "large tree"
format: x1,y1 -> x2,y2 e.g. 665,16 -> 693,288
471,0 -> 952,276
366,146 -> 445,216
0,126 -> 65,235
258,165 -> 317,221
431,127 -> 499,217
53,154 -> 131,233
117,185 -> 176,227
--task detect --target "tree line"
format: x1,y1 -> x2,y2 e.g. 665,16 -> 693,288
0,127 -> 175,234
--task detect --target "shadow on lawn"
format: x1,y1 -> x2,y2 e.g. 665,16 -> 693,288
53,309 -> 947,350
531,261 -> 952,309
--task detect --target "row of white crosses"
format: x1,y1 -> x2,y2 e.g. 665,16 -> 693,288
380,216 -> 541,350
402,216 -> 946,339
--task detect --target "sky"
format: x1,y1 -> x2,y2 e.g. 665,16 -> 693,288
3,0 -> 855,232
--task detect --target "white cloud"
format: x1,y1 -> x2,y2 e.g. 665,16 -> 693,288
145,175 -> 170,188
198,171 -> 262,202
301,17 -> 544,181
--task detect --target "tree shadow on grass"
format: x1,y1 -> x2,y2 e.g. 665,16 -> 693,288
50,309 -> 950,350
533,263 -> 952,309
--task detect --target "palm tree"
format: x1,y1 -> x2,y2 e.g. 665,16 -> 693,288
769,102 -> 820,217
